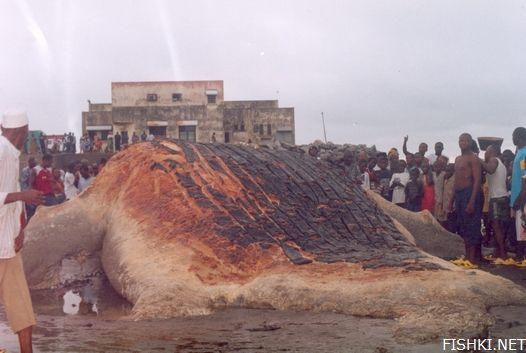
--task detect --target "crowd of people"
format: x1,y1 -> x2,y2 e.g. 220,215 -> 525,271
80,130 -> 155,153
27,132 -> 76,154
330,129 -> 526,268
22,127 -> 526,269
20,154 -> 106,220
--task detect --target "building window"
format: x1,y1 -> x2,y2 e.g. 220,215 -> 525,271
179,125 -> 196,142
234,124 -> 238,131
207,94 -> 217,104
240,122 -> 245,131
253,125 -> 259,133
147,94 -> 158,102
267,124 -> 271,135
149,126 -> 167,137
259,124 -> 264,136
172,93 -> 182,102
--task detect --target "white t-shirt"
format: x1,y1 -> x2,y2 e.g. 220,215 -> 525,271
426,153 -> 448,165
390,172 -> 410,204
361,172 -> 370,190
78,176 -> 94,193
64,172 -> 78,200
487,158 -> 508,199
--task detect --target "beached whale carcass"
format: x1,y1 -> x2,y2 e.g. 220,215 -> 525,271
22,140 -> 526,342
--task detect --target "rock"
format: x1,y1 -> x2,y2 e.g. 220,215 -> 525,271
368,191 -> 465,259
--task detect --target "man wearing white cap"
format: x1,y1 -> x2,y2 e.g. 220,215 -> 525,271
0,110 -> 44,353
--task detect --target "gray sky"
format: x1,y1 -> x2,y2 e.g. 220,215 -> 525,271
1,0 -> 525,158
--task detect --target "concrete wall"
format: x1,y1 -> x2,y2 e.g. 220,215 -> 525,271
223,100 -> 279,109
111,81 -> 224,107
223,106 -> 294,145
88,103 -> 112,112
82,110 -> 113,133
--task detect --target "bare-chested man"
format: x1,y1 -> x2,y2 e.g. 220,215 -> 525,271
454,133 -> 483,265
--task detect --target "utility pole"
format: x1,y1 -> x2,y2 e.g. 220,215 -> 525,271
321,112 -> 327,143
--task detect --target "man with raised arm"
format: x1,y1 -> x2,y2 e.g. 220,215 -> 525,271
402,135 -> 428,158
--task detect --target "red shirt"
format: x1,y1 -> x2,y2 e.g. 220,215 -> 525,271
33,168 -> 54,195
421,174 -> 435,214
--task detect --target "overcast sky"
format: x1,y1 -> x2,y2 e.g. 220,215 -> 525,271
1,0 -> 525,158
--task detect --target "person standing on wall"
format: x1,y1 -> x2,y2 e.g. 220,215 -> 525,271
114,131 -> 121,151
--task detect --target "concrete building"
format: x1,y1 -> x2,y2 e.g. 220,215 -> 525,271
82,80 -> 295,147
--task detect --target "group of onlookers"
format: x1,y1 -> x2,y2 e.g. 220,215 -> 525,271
20,155 -> 106,220
27,132 -> 76,154
330,129 -> 526,267
80,130 -> 155,153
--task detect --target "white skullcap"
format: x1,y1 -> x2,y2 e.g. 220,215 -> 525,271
1,110 -> 29,129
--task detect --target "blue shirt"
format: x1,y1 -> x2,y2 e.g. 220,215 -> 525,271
510,147 -> 526,207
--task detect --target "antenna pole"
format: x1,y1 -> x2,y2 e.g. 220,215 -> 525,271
321,112 -> 327,143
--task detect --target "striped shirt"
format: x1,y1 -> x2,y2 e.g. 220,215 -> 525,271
0,135 -> 23,259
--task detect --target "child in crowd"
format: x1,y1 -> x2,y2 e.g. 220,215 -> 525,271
405,152 -> 416,172
433,156 -> 448,222
367,156 -> 377,174
390,160 -> 409,208
78,164 -> 94,193
373,154 -> 392,200
52,167 -> 66,204
405,168 -> 423,212
414,152 -> 424,169
64,162 -> 79,200
387,148 -> 399,170
33,154 -> 56,206
421,158 -> 435,213
357,159 -> 370,190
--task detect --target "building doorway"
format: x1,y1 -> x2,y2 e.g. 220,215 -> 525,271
179,125 -> 196,142
121,131 -> 129,145
224,132 -> 230,143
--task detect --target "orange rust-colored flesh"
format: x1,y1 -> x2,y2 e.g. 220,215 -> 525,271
89,140 -> 437,284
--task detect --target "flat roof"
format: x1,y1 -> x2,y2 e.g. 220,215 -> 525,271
111,80 -> 224,86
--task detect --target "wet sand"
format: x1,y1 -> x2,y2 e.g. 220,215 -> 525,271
1,305 -> 525,353
1,288 -> 525,352
1,307 -> 447,353
0,264 -> 524,352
